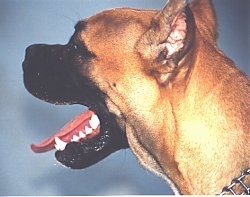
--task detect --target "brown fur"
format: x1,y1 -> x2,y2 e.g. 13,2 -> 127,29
74,0 -> 250,194
75,0 -> 250,194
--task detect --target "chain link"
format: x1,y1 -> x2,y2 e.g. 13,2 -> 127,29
219,169 -> 250,195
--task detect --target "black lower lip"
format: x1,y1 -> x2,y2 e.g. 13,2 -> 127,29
55,129 -> 128,169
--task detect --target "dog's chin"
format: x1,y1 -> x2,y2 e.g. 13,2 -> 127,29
55,130 -> 114,169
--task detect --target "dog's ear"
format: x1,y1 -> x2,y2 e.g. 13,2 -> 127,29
136,0 -> 216,85
136,0 -> 187,61
136,0 -> 188,84
189,0 -> 217,43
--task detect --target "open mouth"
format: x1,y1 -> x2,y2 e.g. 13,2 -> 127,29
31,110 -> 100,153
30,107 -> 128,169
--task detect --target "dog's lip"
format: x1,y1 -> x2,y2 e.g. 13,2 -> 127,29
30,109 -> 100,153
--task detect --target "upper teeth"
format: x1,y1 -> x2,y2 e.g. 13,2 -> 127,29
89,114 -> 100,130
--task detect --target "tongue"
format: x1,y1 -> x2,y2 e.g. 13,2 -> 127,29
31,110 -> 99,153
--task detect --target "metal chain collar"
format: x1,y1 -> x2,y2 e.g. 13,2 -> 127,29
219,169 -> 250,195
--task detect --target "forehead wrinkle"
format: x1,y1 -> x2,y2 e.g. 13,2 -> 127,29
78,9 -> 157,59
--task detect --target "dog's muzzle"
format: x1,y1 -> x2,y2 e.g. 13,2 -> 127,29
22,43 -> 129,169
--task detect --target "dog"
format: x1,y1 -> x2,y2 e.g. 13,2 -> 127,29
22,0 -> 250,194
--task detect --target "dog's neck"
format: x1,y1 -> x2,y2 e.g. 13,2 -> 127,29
167,31 -> 250,195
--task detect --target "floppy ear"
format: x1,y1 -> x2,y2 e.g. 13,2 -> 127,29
136,0 -> 190,84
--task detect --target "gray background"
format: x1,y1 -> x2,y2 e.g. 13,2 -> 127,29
0,0 -> 249,195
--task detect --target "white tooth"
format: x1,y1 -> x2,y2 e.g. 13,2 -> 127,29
54,137 -> 67,151
79,131 -> 86,138
85,126 -> 93,135
71,135 -> 80,142
89,114 -> 100,130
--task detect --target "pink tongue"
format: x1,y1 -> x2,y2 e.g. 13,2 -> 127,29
31,110 -> 95,153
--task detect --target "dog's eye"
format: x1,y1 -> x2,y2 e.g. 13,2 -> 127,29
73,44 -> 78,50
68,43 -> 78,51
66,43 -> 82,56
67,42 -> 96,60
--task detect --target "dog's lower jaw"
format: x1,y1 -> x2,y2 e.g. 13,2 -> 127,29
125,123 -> 181,195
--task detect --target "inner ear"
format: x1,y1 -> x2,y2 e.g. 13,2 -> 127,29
164,12 -> 187,60
153,12 -> 187,65
148,12 -> 187,85
135,0 -> 187,62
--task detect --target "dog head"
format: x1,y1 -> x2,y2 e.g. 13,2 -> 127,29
23,0 -> 216,185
